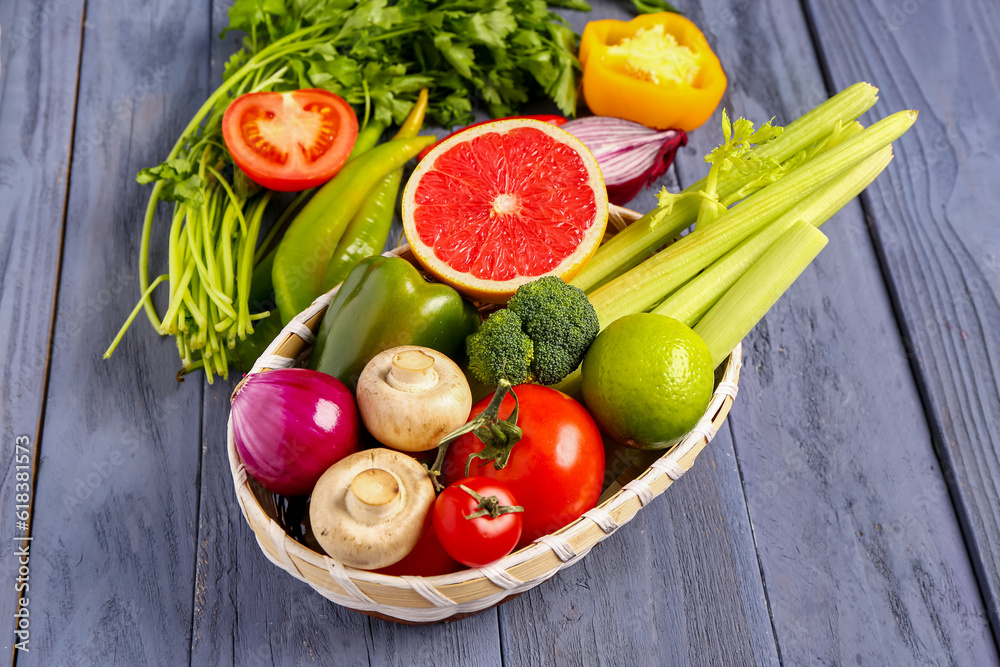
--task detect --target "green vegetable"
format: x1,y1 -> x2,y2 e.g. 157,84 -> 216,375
654,145 -> 894,327
586,109 -> 917,329
554,92 -> 914,392
322,89 -> 430,290
108,167 -> 274,382
349,121 -> 388,160
310,256 -> 481,390
693,110 -> 783,230
466,276 -> 599,386
272,135 -> 435,323
508,276 -> 600,384
629,0 -> 681,14
322,170 -> 405,291
571,82 -> 881,293
695,221 -> 830,368
221,0 -> 585,128
466,310 -> 535,387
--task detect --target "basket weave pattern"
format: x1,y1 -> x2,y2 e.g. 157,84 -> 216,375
227,207 -> 742,623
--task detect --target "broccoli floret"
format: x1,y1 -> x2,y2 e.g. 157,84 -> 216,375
466,309 -> 534,386
465,277 -> 600,387
507,276 -> 600,385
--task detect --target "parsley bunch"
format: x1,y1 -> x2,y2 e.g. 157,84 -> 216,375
223,0 -> 590,128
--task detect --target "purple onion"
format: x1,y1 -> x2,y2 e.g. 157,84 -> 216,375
562,117 -> 687,206
232,369 -> 360,496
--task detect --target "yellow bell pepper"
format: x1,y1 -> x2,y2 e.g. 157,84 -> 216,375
579,13 -> 727,132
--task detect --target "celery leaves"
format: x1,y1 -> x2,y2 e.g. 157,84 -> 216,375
695,111 -> 784,229
705,110 -> 784,176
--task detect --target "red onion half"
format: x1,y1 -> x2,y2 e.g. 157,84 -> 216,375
232,369 -> 360,496
561,116 -> 687,206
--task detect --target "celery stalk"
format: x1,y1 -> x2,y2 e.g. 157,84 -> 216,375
587,110 -> 916,329
715,120 -> 865,211
695,221 -> 829,368
572,82 -> 881,292
655,146 -> 894,326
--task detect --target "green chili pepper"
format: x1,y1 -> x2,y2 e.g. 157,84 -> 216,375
321,170 -> 404,291
310,256 -> 481,390
272,134 -> 435,323
349,121 -> 388,161
321,90 -> 430,291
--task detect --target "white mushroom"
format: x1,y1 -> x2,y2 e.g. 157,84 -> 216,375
356,346 -> 472,452
309,448 -> 435,570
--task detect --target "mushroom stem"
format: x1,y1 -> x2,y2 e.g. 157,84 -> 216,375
387,349 -> 439,390
346,468 -> 403,524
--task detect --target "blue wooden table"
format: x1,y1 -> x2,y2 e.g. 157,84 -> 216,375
2,0 -> 999,664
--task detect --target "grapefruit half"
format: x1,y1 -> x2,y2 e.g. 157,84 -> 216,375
402,118 -> 609,303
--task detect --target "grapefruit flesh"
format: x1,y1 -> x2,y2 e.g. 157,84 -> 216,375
402,119 -> 608,302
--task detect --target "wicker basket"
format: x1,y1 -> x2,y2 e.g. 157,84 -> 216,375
227,205 -> 742,624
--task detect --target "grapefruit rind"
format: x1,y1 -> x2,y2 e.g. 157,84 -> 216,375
402,118 -> 609,303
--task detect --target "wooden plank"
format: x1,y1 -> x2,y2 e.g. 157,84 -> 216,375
0,0 -> 85,657
670,0 -> 1000,663
802,0 -> 1000,644
13,0 -> 213,663
494,4 -> 780,665
366,612 -> 503,667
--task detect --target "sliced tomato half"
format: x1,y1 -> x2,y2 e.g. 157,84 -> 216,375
222,89 -> 358,192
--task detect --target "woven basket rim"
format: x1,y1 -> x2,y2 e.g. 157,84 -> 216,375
227,209 -> 743,623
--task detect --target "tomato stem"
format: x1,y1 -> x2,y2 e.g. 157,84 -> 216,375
459,484 -> 524,520
424,379 -> 520,492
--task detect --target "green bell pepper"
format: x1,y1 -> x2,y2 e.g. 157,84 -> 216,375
310,256 -> 481,389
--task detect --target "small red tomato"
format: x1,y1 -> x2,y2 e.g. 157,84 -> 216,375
444,384 -> 605,547
374,520 -> 463,577
434,477 -> 523,568
222,89 -> 358,191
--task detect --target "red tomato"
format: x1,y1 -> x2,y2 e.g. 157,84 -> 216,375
434,477 -> 523,568
443,384 -> 605,548
417,114 -> 568,161
222,89 -> 358,192
373,520 -> 462,577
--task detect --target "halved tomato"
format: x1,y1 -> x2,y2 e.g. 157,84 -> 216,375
222,89 -> 358,192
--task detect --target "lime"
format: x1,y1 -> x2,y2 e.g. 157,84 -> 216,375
581,313 -> 714,449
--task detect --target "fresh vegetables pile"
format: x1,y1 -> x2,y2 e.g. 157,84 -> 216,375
109,3 -> 918,575
107,0 -> 589,381
226,79 -> 913,572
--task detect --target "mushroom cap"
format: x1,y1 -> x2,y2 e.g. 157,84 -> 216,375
356,345 -> 473,452
309,448 -> 435,570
